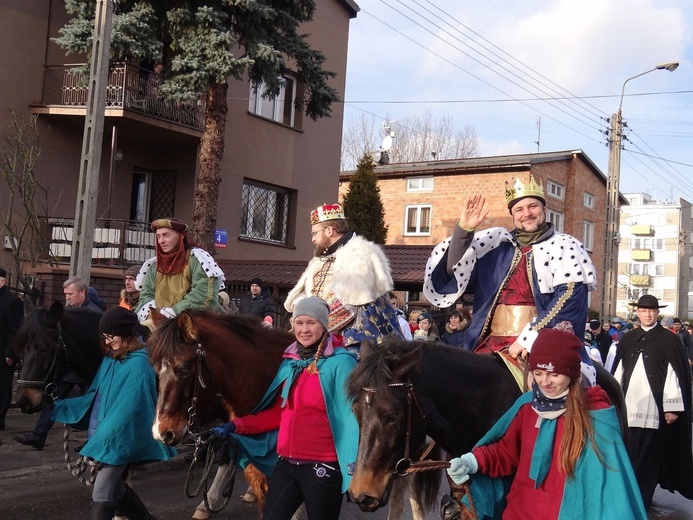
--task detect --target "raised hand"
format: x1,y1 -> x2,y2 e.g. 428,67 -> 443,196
458,195 -> 489,230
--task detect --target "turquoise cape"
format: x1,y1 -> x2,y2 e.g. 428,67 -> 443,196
232,348 -> 359,493
464,392 -> 646,520
52,349 -> 176,465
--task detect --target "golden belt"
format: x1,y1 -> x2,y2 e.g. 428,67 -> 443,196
490,304 -> 537,337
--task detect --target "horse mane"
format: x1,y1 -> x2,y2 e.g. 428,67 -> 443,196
148,309 -> 292,366
13,306 -> 54,355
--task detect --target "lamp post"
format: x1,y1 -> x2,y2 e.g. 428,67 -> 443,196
600,62 -> 679,321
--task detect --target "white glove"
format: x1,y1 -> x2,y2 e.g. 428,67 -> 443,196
447,453 -> 478,484
160,307 -> 176,319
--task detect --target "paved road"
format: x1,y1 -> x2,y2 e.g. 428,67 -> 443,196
1,407 -> 691,519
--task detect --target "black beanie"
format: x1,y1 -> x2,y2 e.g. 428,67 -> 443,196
249,277 -> 264,289
100,307 -> 139,338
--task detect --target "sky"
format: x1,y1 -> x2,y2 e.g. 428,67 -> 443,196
342,0 -> 693,202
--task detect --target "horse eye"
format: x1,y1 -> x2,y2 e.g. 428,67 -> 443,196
177,367 -> 192,379
385,413 -> 398,424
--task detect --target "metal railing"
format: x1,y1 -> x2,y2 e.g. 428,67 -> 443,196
44,217 -> 155,268
40,63 -> 205,130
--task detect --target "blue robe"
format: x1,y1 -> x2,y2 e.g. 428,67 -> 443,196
53,349 -> 175,465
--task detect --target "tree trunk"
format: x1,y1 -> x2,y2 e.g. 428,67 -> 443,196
191,80 -> 229,252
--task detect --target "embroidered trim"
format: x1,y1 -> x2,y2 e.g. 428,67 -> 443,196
531,282 -> 575,331
479,246 -> 522,342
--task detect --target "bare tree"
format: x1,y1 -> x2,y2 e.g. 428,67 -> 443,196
0,111 -> 52,291
341,110 -> 480,170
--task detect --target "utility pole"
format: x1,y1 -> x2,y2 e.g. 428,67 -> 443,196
601,110 -> 622,320
69,0 -> 113,280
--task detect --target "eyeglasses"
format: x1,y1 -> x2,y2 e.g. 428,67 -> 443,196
101,333 -> 115,342
311,227 -> 327,237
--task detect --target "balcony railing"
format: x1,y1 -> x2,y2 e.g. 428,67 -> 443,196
44,217 -> 155,268
629,275 -> 651,286
39,63 -> 204,130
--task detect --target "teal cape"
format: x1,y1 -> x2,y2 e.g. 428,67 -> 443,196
465,392 -> 646,520
52,349 -> 176,465
231,348 -> 359,493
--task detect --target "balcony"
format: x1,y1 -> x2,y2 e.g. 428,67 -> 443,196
44,217 -> 155,268
629,275 -> 651,286
32,63 -> 204,132
630,225 -> 654,236
630,249 -> 652,261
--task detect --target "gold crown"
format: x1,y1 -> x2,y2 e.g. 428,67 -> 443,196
310,203 -> 345,225
504,174 -> 545,207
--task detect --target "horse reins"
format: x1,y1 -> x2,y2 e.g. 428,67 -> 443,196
187,342 -> 210,427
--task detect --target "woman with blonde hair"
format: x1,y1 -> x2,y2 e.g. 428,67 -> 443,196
447,326 -> 646,519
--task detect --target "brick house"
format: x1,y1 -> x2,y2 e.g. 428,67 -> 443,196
0,0 -> 358,305
339,150 -> 610,313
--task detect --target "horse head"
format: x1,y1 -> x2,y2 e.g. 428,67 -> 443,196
346,338 -> 428,512
14,300 -> 67,413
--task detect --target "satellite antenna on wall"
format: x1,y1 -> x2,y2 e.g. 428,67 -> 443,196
377,121 -> 395,164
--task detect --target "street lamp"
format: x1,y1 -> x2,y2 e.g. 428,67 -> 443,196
600,62 -> 679,321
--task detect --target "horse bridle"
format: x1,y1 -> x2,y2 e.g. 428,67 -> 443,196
186,342 -> 210,427
16,325 -> 67,402
363,382 -> 438,477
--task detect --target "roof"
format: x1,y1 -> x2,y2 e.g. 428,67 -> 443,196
218,244 -> 433,291
339,0 -> 360,18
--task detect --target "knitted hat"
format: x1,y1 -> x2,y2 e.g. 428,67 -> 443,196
249,277 -> 264,289
151,217 -> 187,233
588,319 -> 600,330
529,328 -> 582,380
673,317 -> 683,325
100,307 -> 139,338
124,264 -> 141,278
418,312 -> 432,322
293,296 -> 330,330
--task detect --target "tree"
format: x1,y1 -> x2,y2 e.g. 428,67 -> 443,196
0,111 -> 53,291
55,0 -> 339,251
341,154 -> 387,244
341,110 -> 480,170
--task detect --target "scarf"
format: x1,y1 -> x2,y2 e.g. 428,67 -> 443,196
529,380 -> 569,487
531,380 -> 569,418
280,334 -> 327,405
514,222 -> 549,248
156,234 -> 188,275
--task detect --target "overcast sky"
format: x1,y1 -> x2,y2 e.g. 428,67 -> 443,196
342,0 -> 693,202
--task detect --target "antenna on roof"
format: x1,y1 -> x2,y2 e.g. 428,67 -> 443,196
534,116 -> 541,153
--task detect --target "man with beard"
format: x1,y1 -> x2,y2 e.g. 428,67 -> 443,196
284,203 -> 402,351
423,175 -> 597,383
612,295 -> 693,509
135,218 -> 225,321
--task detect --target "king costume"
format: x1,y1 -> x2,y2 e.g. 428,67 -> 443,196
284,204 -> 401,347
423,177 -> 597,380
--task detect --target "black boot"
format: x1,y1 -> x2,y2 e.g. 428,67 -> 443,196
117,485 -> 156,520
12,432 -> 45,450
90,501 -> 117,520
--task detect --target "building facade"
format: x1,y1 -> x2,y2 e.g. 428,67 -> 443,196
617,193 -> 692,320
339,150 -> 609,313
1,0 -> 357,303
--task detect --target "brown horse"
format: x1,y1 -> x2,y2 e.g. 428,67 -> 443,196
148,308 -> 293,519
346,338 -> 627,518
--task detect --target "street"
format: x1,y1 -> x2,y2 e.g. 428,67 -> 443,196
1,407 -> 692,519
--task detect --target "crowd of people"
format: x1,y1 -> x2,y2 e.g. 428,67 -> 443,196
2,183 -> 693,519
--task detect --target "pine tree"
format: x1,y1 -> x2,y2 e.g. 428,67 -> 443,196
342,155 -> 387,244
55,0 -> 339,251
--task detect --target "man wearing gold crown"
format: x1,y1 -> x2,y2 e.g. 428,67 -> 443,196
423,176 -> 597,381
135,217 -> 225,321
284,203 -> 402,349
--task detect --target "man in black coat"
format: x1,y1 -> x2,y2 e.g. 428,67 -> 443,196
589,319 -> 613,363
612,295 -> 693,509
238,277 -> 275,325
672,317 -> 693,372
0,268 -> 23,430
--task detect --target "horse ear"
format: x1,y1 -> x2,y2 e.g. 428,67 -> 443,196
177,311 -> 198,343
48,300 -> 64,323
23,299 -> 36,316
390,342 -> 425,381
151,307 -> 164,327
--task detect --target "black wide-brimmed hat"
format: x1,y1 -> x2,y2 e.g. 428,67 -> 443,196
629,294 -> 667,309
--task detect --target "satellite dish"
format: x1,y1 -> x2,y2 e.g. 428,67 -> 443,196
370,151 -> 382,164
380,134 -> 393,152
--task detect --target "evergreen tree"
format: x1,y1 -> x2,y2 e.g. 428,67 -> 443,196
342,155 -> 387,244
55,0 -> 339,250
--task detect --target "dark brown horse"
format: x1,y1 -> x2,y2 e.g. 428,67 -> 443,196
148,308 -> 293,519
346,338 -> 626,517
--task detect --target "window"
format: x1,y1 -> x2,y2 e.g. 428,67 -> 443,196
248,75 -> 297,127
240,180 -> 291,244
406,177 -> 434,191
404,205 -> 431,235
547,180 -> 564,200
582,220 -> 594,251
583,192 -> 594,208
628,263 -> 664,276
628,237 -> 665,250
546,209 -> 564,232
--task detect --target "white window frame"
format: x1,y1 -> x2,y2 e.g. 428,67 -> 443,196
547,180 -> 564,200
628,263 -> 664,276
583,192 -> 594,208
629,237 -> 665,251
248,75 -> 297,127
582,220 -> 594,251
404,205 -> 432,236
406,176 -> 434,192
546,209 -> 564,233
